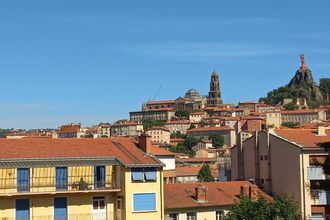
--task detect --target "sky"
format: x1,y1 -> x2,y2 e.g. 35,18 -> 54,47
0,1 -> 329,129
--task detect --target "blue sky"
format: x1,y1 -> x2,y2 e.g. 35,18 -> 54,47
0,1 -> 329,128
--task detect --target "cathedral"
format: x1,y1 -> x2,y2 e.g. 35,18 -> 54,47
143,70 -> 223,111
207,70 -> 223,107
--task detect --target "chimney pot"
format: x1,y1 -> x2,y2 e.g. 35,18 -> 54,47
195,185 -> 208,203
317,123 -> 326,136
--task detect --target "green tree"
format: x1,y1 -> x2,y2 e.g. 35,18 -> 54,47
141,118 -> 165,130
273,194 -> 302,220
183,136 -> 199,149
188,124 -> 196,130
175,110 -> 190,119
281,122 -> 300,128
283,103 -> 295,110
197,164 -> 215,182
320,78 -> 330,101
208,134 -> 224,148
225,194 -> 302,220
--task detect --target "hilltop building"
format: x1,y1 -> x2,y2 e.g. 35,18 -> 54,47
207,70 -> 223,107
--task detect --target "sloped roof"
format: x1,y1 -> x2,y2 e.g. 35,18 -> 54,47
0,138 -> 162,167
165,181 -> 272,209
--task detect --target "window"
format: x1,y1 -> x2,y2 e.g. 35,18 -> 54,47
94,166 -> 106,189
17,168 -> 30,192
131,168 -> 144,182
133,193 -> 156,212
54,197 -> 67,220
260,155 -> 263,161
264,155 -> 268,160
93,196 -> 105,210
168,213 -> 179,220
187,212 -> 197,220
131,168 -> 157,182
56,167 -> 68,191
144,168 -> 157,181
16,199 -> 29,220
216,211 -> 224,220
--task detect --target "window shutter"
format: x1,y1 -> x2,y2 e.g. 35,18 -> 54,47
133,193 -> 156,211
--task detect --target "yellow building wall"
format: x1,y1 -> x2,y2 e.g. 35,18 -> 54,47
31,167 -> 55,193
0,168 -> 16,194
123,168 -> 164,220
0,193 -> 116,219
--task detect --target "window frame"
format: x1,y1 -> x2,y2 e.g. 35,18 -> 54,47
131,167 -> 157,182
132,192 -> 157,213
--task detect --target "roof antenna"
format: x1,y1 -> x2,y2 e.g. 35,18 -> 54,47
152,81 -> 164,100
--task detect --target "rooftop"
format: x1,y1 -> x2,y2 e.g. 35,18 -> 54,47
0,138 -> 162,167
187,126 -> 234,132
274,128 -> 330,148
165,181 -> 272,209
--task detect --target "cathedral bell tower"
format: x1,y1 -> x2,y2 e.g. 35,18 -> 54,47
207,70 -> 223,106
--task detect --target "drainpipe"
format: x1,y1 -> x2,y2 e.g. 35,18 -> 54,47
301,150 -> 306,219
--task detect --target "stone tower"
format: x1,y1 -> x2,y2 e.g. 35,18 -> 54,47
207,70 -> 223,106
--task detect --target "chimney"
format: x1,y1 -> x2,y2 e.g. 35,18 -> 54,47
195,185 -> 208,203
317,123 -> 326,136
138,133 -> 152,153
240,184 -> 252,197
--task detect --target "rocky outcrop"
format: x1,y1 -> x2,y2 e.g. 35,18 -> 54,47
288,67 -> 323,102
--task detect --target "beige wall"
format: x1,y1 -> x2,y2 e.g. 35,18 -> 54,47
123,168 -> 164,220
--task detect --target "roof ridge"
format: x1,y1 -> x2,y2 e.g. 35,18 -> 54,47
111,141 -> 143,164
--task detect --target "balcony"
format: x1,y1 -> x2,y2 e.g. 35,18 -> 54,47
308,167 -> 326,180
0,166 -> 121,196
1,212 -> 115,220
310,190 -> 330,205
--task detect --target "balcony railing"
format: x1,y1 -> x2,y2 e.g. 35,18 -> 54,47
308,167 -> 326,180
1,212 -> 115,220
0,168 -> 121,195
310,190 -> 330,205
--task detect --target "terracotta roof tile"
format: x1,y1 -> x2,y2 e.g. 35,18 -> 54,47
187,126 -> 234,132
165,181 -> 272,209
0,138 -> 161,166
274,128 -> 330,147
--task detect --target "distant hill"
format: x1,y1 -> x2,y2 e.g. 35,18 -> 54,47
259,54 -> 329,107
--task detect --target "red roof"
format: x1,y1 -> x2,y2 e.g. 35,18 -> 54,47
147,100 -> 176,105
58,124 -> 81,133
176,166 -> 201,176
150,145 -> 175,156
165,120 -> 191,125
177,157 -> 217,163
165,181 -> 272,209
275,128 -> 330,147
187,126 -> 234,132
281,109 -> 323,114
0,138 -> 161,166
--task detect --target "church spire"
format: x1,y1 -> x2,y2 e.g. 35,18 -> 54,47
207,70 -> 223,106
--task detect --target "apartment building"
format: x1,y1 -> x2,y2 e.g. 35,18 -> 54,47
110,121 -> 143,137
147,126 -> 171,145
231,125 -> 330,219
0,137 -> 165,220
129,108 -> 175,122
281,109 -> 327,124
187,126 -> 236,146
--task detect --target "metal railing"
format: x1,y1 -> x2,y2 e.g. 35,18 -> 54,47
1,212 -> 115,220
0,172 -> 120,195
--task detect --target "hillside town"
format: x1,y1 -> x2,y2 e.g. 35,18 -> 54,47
0,54 -> 329,220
